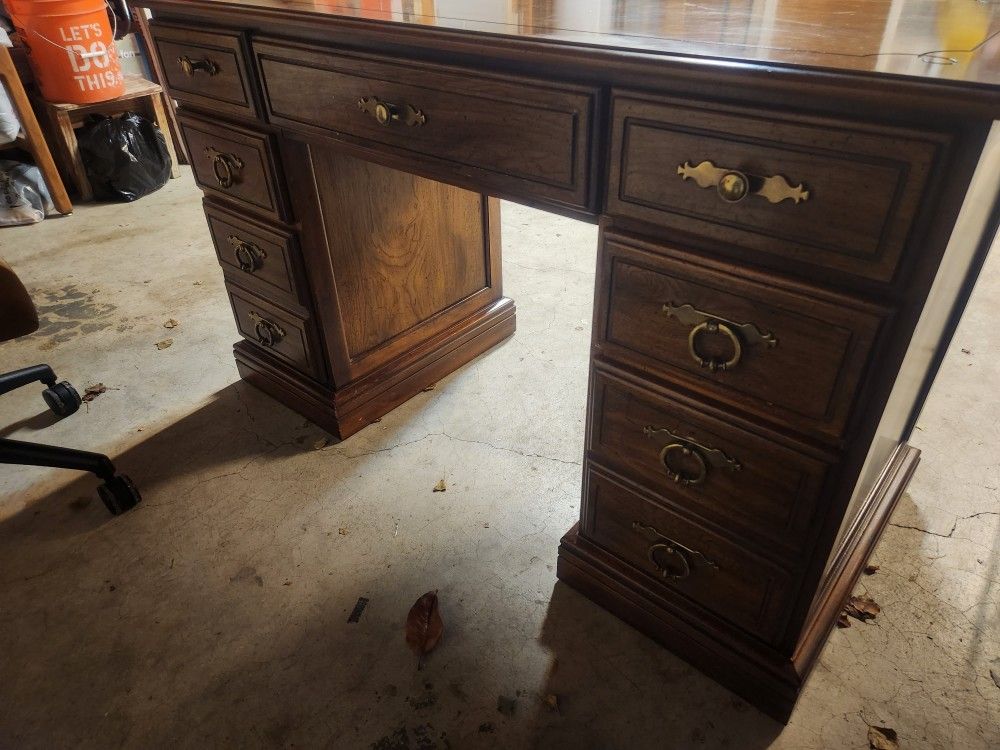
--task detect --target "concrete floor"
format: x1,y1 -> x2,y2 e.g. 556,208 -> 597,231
0,171 -> 997,749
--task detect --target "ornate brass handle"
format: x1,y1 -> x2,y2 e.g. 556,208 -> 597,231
177,55 -> 220,77
357,96 -> 426,127
247,311 -> 285,348
642,426 -> 741,485
205,147 -> 244,189
228,235 -> 266,273
677,160 -> 810,205
662,302 -> 777,373
632,522 -> 718,580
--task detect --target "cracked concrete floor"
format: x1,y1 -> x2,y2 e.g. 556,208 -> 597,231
0,170 -> 997,749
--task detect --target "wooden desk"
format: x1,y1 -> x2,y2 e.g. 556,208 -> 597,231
140,0 -> 1000,722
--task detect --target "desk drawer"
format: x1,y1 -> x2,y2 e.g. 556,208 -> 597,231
596,231 -> 889,441
151,22 -> 257,118
179,114 -> 288,222
608,93 -> 944,284
589,367 -> 830,558
254,40 -> 597,212
204,201 -> 305,306
583,466 -> 794,643
227,284 -> 322,380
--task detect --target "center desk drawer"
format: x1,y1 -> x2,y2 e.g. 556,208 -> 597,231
253,40 -> 597,212
608,93 -> 944,284
583,466 -> 794,644
179,114 -> 289,222
589,367 -> 831,558
596,232 -> 891,441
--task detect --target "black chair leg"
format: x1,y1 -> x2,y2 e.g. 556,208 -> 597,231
0,365 -> 82,417
0,438 -> 141,515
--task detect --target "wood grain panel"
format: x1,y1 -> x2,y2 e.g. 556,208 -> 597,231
151,22 -> 257,117
582,464 -> 795,644
589,365 -> 831,559
608,93 -> 946,284
311,148 -> 490,360
595,230 -> 891,442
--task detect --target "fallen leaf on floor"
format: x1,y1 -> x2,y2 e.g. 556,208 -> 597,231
347,597 -> 370,624
863,564 -> 880,575
961,348 -> 971,354
313,437 -> 328,450
433,479 -> 447,492
844,594 -> 881,623
422,383 -> 436,392
155,338 -> 173,350
82,383 -> 107,402
542,694 -> 559,712
483,522 -> 490,528
990,668 -> 1000,690
405,590 -> 444,668
338,528 -> 348,536
867,725 -> 899,750
283,581 -> 292,586
163,318 -> 178,329
193,281 -> 202,286
836,613 -> 852,628
496,695 -> 516,717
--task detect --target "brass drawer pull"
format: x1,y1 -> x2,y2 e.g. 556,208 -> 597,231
643,426 -> 741,485
205,147 -> 244,189
177,55 -> 220,77
632,522 -> 718,580
677,160 -> 810,205
228,235 -> 266,273
662,302 -> 777,373
357,96 -> 426,127
247,311 -> 285,348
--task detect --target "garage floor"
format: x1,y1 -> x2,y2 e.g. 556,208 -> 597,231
1,171 -> 997,749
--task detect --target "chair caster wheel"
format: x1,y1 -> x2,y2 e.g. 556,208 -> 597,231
43,381 -> 81,417
98,475 -> 141,515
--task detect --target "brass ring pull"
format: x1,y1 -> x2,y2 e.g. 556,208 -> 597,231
662,303 -> 777,372
228,236 -> 266,273
648,542 -> 691,580
677,160 -> 810,205
205,147 -> 244,189
633,522 -> 718,581
247,311 -> 285,348
177,55 -> 220,77
643,426 -> 741,485
357,96 -> 426,127
659,443 -> 708,486
689,319 -> 742,372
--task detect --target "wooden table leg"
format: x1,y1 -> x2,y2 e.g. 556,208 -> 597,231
52,109 -> 93,201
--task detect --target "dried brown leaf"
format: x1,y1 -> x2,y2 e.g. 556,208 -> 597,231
405,590 -> 443,666
863,564 -> 880,575
82,383 -> 107,402
836,612 -> 852,629
313,437 -> 328,450
542,694 -> 559,712
844,595 -> 881,623
867,725 -> 899,750
432,479 -> 446,493
338,528 -> 348,536
163,319 -> 178,329
990,668 -> 1000,690
155,338 -> 173,350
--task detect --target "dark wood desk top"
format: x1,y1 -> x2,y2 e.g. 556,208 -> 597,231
148,0 -> 1000,89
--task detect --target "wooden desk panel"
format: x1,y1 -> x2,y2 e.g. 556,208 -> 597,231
144,0 -> 1000,724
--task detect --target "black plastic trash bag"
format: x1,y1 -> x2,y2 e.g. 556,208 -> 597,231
78,111 -> 171,202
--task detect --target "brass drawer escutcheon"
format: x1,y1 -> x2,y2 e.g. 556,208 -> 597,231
247,311 -> 286,348
632,521 -> 719,580
662,302 -> 777,372
642,425 -> 741,485
677,160 -> 810,205
177,55 -> 220,77
204,147 -> 245,189
357,96 -> 426,127
228,235 -> 267,273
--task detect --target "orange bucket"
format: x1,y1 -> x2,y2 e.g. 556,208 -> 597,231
5,0 -> 124,104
